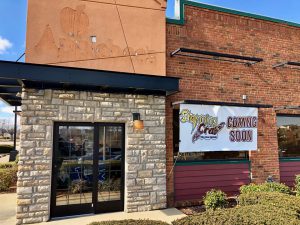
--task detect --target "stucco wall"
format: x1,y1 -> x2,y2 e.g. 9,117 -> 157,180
26,0 -> 167,75
17,89 -> 167,224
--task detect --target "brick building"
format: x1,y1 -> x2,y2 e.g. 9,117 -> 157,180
2,0 -> 178,224
166,1 -> 300,206
0,0 -> 299,224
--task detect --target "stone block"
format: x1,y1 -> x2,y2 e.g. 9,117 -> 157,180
17,199 -> 32,205
138,170 -> 153,178
23,217 -> 43,224
100,102 -> 112,107
18,187 -> 33,194
59,93 -> 75,99
21,125 -> 32,133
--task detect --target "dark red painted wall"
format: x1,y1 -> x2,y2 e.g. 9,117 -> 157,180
174,162 -> 250,202
280,161 -> 300,187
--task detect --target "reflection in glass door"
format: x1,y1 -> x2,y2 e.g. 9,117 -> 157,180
51,123 -> 124,218
52,125 -> 94,217
97,126 -> 123,204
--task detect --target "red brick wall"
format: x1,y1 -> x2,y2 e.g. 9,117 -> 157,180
166,5 -> 300,206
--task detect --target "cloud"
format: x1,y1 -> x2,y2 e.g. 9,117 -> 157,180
0,36 -> 13,54
0,106 -> 15,115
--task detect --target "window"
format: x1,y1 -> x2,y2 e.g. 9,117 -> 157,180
277,115 -> 300,158
173,109 -> 249,161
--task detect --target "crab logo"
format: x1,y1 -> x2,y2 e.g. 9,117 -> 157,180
192,122 -> 226,143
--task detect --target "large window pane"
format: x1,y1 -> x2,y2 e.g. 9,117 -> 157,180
98,126 -> 122,202
277,116 -> 300,158
55,126 -> 94,206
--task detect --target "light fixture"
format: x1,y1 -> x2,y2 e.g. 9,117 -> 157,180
132,113 -> 144,130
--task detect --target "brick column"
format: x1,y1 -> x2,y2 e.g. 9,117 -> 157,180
250,108 -> 280,183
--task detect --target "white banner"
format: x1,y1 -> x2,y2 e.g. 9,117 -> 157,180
179,104 -> 258,152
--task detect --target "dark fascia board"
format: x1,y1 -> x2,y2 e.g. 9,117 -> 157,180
172,100 -> 273,108
0,60 -> 180,95
0,87 -> 22,94
0,95 -> 21,106
167,0 -> 300,28
0,79 -> 20,87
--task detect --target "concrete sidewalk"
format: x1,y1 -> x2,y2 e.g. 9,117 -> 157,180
0,154 -> 10,163
0,193 -> 17,225
0,193 -> 186,225
37,208 -> 186,225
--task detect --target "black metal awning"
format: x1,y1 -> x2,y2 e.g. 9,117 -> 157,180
172,100 -> 273,108
0,60 -> 180,106
273,61 -> 300,69
170,48 -> 263,66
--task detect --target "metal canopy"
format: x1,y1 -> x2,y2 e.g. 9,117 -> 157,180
274,106 -> 300,111
172,100 -> 273,108
273,61 -> 300,69
170,48 -> 263,66
0,60 -> 180,106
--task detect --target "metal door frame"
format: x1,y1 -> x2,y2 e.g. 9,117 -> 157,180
50,122 -> 125,218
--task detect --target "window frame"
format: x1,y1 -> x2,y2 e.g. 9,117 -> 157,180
277,113 -> 300,160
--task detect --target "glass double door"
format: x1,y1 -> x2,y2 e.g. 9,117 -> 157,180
51,123 -> 124,218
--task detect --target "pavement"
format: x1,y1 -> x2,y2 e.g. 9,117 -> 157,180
0,154 -> 10,163
0,193 -> 17,225
0,193 -> 186,225
39,208 -> 186,225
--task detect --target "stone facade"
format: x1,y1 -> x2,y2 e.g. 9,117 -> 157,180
17,88 -> 167,224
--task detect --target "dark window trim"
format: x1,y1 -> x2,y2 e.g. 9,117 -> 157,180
50,122 -> 125,218
279,158 -> 300,162
277,113 -> 300,117
277,114 -> 300,159
175,159 -> 250,166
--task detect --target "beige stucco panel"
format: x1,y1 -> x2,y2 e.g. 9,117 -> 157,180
26,0 -> 166,75
117,5 -> 166,54
131,52 -> 166,75
53,56 -> 135,73
26,0 -> 128,64
81,0 -> 167,9
81,0 -> 115,4
115,0 -> 167,9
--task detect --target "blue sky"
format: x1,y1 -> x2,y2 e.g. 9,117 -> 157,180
166,0 -> 300,22
0,0 -> 27,125
0,0 -> 300,123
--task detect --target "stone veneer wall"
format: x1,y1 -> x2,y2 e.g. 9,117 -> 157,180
17,88 -> 167,224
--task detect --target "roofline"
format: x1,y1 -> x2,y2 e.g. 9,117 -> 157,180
0,60 -> 179,81
0,60 -> 180,106
167,0 -> 300,28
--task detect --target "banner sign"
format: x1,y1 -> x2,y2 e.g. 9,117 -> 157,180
179,104 -> 258,152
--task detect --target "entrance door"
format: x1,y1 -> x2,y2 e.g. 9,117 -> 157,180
51,123 -> 124,218
95,125 -> 124,213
